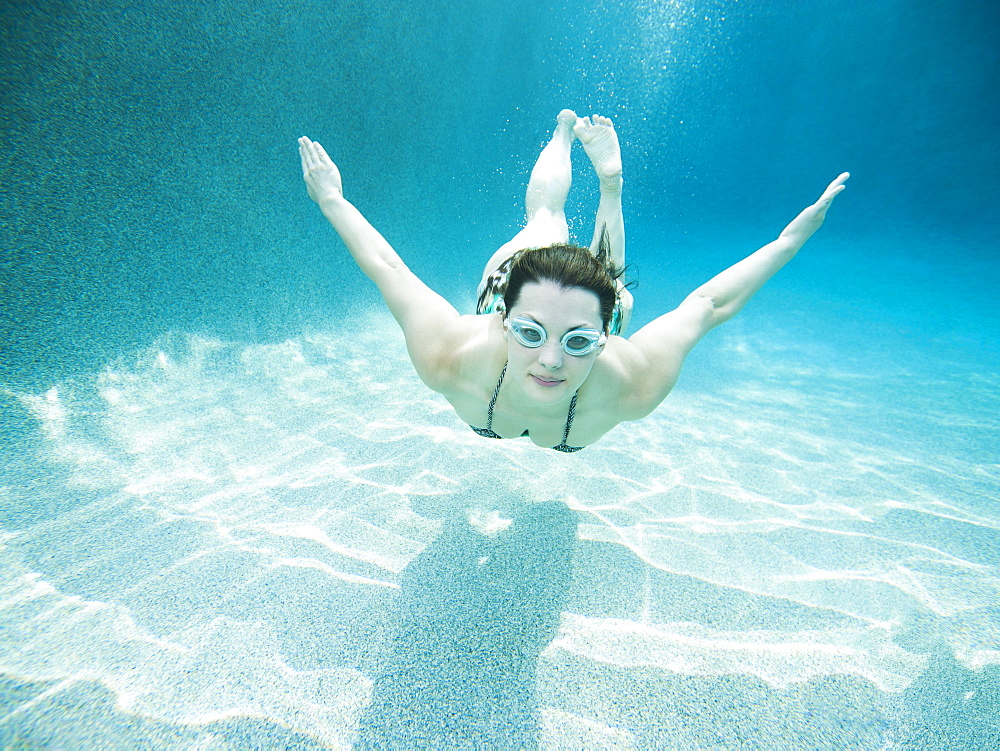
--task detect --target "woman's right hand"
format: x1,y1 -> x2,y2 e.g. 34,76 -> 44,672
298,136 -> 344,204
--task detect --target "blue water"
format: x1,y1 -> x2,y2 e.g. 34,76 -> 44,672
1,0 -> 997,748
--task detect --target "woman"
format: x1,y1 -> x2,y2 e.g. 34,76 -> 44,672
298,110 -> 848,451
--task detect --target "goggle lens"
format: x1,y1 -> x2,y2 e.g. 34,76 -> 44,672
564,333 -> 600,354
513,320 -> 545,345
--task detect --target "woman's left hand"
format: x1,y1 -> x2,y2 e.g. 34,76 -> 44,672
781,172 -> 850,243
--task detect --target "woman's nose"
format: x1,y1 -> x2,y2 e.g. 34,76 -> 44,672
537,342 -> 563,369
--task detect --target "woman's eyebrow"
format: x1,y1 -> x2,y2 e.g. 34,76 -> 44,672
517,312 -> 601,334
517,314 -> 545,328
523,314 -> 599,332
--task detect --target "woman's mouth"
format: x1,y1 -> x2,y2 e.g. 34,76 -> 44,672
531,375 -> 563,388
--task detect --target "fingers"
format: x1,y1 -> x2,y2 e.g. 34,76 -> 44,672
818,172 -> 850,204
298,136 -> 317,175
298,136 -> 332,175
827,172 -> 851,190
298,135 -> 317,158
299,136 -> 333,169
315,142 -> 333,168
826,171 -> 850,193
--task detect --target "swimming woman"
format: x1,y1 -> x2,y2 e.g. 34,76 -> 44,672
298,110 -> 848,452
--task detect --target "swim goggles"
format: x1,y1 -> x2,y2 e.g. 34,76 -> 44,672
504,317 -> 606,356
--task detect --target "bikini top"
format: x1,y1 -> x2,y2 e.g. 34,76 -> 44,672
470,363 -> 585,452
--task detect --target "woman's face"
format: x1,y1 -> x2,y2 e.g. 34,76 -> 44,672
504,280 -> 605,404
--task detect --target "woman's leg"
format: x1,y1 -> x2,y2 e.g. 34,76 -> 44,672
575,114 -> 624,271
576,114 -> 631,332
479,109 -> 577,284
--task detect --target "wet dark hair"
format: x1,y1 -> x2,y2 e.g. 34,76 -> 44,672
502,228 -> 628,333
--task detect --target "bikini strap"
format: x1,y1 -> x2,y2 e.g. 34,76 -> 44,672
562,392 -> 578,444
485,362 -> 507,431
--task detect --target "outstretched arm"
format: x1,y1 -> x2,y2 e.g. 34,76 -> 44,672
682,172 -> 849,326
622,173 -> 849,414
298,136 -> 462,387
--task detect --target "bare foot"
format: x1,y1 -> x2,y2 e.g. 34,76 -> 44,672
557,108 -> 578,129
522,110 -> 578,221
554,108 -> 578,144
574,114 -> 622,191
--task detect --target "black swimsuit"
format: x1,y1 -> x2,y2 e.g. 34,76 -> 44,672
470,363 -> 585,452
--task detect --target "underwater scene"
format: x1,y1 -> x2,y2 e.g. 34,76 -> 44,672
2,0 -> 997,748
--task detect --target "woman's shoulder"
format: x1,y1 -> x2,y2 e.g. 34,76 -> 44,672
585,335 -> 679,421
414,313 -> 505,395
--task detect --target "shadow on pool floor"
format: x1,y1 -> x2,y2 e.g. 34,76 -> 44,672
355,500 -> 577,750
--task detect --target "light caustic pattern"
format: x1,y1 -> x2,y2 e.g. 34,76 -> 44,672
1,312 -> 997,747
